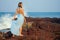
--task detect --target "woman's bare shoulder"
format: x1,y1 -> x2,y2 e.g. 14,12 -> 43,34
16,8 -> 24,12
20,8 -> 24,10
16,8 -> 19,11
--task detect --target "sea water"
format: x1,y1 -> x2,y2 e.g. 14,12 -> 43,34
0,12 -> 60,32
0,12 -> 60,18
28,12 -> 60,18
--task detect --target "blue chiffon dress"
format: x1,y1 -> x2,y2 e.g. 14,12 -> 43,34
10,14 -> 24,36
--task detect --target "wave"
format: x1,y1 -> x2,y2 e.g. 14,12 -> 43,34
0,13 -> 13,30
24,12 -> 29,17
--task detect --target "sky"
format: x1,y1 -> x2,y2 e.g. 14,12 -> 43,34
0,0 -> 60,30
0,0 -> 60,12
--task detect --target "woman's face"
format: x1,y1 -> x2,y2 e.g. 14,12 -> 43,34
20,4 -> 22,7
18,2 -> 23,7
19,4 -> 22,7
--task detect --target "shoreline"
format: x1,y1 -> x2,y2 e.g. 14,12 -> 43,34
0,17 -> 60,40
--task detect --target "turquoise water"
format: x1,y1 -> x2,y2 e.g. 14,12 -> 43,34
0,12 -> 60,18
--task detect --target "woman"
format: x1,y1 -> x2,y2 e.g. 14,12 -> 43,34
11,2 -> 26,36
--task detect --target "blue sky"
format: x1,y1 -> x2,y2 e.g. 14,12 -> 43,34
0,0 -> 60,12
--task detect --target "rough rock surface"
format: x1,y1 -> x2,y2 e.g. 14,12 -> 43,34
0,17 -> 60,40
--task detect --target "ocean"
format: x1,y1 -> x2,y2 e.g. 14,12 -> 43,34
0,12 -> 60,18
28,12 -> 60,18
0,12 -> 60,31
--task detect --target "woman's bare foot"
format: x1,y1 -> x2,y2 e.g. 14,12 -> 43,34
20,34 -> 24,36
12,35 -> 15,37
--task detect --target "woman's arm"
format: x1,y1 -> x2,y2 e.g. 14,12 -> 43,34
20,8 -> 24,16
21,8 -> 26,23
13,9 -> 18,19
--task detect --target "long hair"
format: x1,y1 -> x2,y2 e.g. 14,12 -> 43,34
18,2 -> 22,8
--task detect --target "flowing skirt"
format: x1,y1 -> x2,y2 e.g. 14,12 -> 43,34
10,14 -> 24,36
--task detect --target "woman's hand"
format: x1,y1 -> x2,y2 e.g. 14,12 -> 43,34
12,17 -> 17,20
24,17 -> 26,23
13,14 -> 17,20
13,18 -> 17,20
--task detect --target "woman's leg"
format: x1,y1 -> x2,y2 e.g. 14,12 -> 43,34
19,17 -> 26,36
19,27 -> 23,36
12,34 -> 15,37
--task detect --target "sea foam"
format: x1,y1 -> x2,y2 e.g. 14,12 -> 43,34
0,14 -> 13,30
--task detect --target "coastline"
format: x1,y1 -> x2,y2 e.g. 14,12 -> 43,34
0,17 -> 60,40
